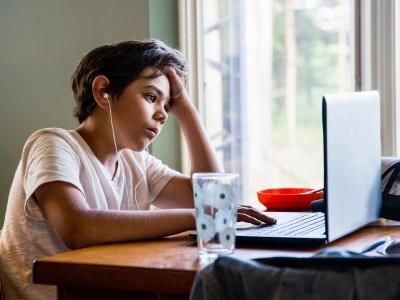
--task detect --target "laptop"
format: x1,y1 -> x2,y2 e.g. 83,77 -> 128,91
234,90 -> 382,246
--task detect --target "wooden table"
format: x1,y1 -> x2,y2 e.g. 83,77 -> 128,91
32,219 -> 400,299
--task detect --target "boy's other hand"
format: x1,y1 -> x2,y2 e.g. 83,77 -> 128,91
237,205 -> 277,226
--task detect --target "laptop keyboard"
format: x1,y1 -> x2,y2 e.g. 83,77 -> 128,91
249,213 -> 325,237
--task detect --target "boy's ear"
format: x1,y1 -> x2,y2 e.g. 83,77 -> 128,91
92,75 -> 110,109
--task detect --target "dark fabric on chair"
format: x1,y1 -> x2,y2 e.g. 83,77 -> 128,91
190,252 -> 400,300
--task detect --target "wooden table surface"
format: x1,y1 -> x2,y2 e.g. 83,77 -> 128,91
32,219 -> 400,299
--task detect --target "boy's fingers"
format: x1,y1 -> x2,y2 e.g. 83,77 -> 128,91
237,213 -> 263,225
237,206 -> 277,225
167,68 -> 182,86
166,68 -> 186,99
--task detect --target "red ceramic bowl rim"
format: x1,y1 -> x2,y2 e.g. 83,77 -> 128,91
258,188 -> 319,195
257,188 -> 324,210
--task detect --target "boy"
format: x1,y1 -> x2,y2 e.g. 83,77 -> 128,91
0,39 -> 275,299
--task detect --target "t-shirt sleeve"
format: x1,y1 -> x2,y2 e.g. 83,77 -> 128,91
22,131 -> 84,220
144,153 -> 180,202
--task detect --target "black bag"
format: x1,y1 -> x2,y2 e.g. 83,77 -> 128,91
381,158 -> 400,221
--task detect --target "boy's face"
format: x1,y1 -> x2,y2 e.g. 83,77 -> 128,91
109,67 -> 171,151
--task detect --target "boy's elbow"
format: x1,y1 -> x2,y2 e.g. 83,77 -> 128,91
62,231 -> 88,250
55,215 -> 94,250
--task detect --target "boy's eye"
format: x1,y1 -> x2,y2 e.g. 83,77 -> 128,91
164,100 -> 172,113
164,105 -> 170,113
145,94 -> 156,103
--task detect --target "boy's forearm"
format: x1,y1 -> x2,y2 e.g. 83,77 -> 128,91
67,208 -> 196,249
175,106 -> 223,174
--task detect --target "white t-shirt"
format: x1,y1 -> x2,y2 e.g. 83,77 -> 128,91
0,128 -> 179,299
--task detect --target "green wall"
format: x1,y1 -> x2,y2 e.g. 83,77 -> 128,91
149,0 -> 182,171
0,0 -> 180,226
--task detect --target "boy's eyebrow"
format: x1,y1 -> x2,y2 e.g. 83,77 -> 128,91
145,85 -> 164,97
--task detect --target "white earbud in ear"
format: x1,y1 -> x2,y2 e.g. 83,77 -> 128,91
103,93 -> 109,100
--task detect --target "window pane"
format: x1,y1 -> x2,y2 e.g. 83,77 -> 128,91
202,0 -> 354,207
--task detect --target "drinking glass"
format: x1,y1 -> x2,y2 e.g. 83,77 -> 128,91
192,173 -> 239,259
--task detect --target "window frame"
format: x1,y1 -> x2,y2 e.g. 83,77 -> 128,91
356,0 -> 397,156
178,0 -> 205,174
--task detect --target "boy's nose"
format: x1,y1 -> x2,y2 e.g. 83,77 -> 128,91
154,109 -> 168,124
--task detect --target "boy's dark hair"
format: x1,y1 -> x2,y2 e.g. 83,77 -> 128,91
71,39 -> 187,123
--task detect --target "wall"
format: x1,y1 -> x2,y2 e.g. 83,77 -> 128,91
149,0 -> 181,171
0,0 -> 180,226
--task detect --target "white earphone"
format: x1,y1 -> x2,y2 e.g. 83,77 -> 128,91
103,93 -> 110,101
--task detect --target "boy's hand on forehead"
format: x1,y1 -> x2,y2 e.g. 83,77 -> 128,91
165,68 -> 193,117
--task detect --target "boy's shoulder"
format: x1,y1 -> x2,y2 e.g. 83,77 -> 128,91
28,127 -> 71,138
24,128 -> 82,153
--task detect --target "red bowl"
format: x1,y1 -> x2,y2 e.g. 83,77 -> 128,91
257,188 -> 324,211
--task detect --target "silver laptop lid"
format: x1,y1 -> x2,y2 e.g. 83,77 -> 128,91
323,90 -> 381,242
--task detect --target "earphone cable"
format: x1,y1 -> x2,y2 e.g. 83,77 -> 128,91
108,100 -> 145,210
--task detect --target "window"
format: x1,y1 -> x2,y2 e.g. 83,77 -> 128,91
179,0 -> 398,207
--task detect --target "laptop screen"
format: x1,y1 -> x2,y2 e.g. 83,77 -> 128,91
323,90 -> 382,242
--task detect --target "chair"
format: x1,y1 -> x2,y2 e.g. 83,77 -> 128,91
190,254 -> 400,300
